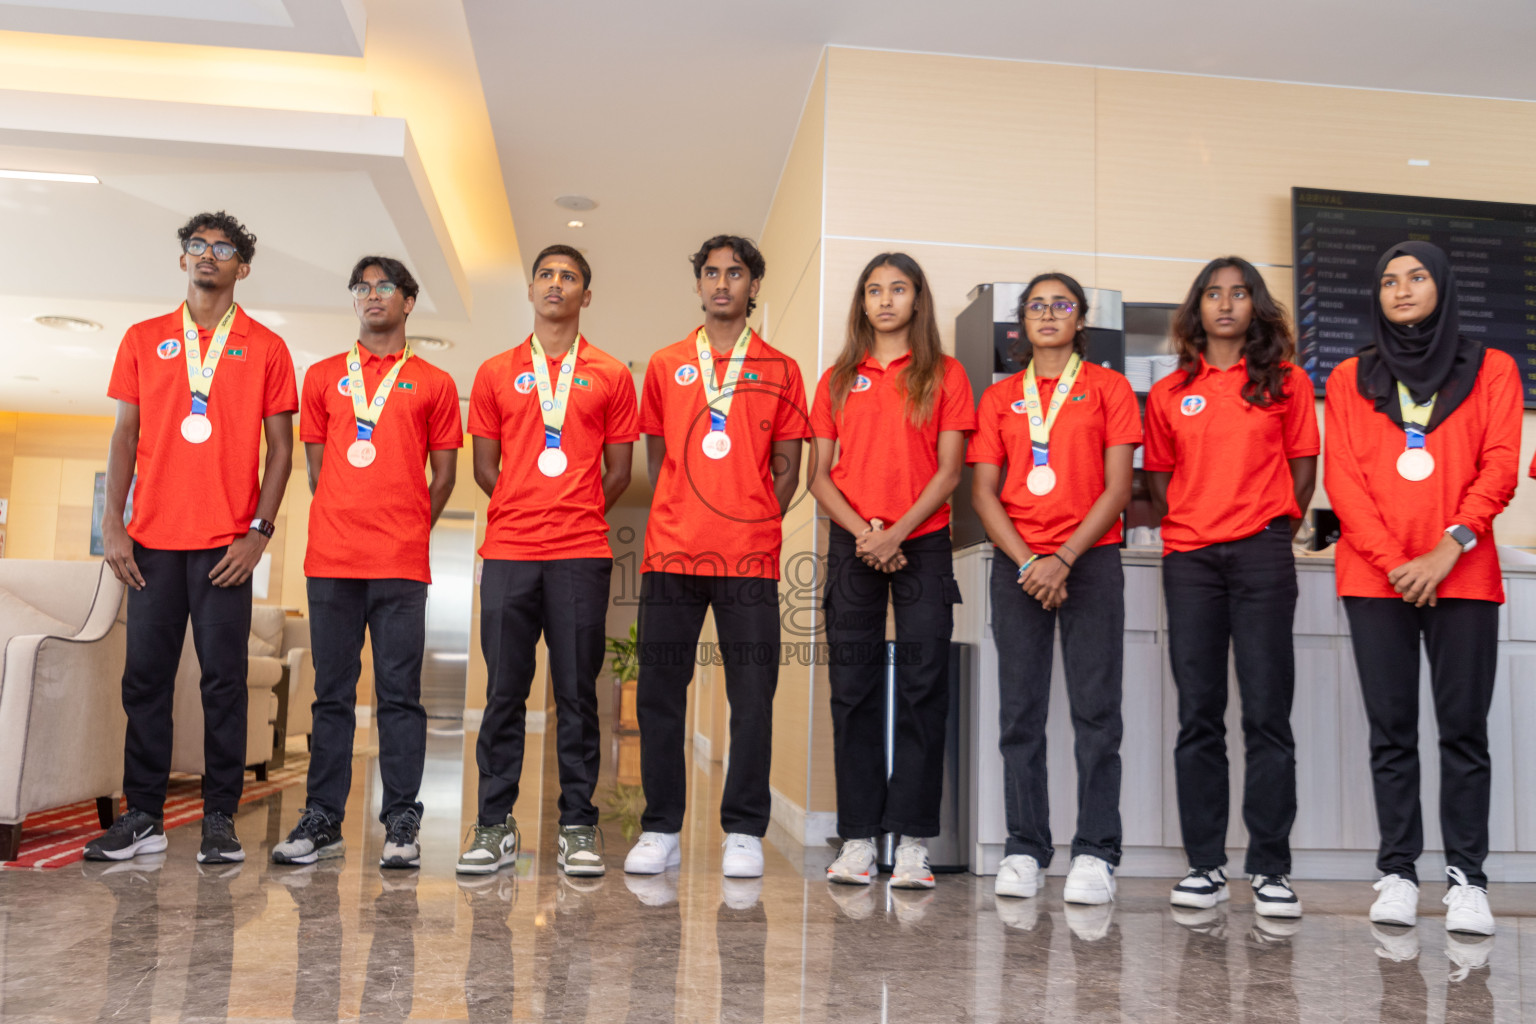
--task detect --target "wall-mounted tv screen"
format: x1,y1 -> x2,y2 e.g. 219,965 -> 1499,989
1292,187 -> 1536,406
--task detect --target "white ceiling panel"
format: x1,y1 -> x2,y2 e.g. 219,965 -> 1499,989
0,0 -> 364,56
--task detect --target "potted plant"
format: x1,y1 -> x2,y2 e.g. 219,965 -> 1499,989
606,621 -> 639,733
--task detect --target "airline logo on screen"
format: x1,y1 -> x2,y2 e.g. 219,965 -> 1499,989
1180,395 -> 1207,417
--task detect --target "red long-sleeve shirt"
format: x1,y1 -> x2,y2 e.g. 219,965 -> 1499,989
1323,352 -> 1521,602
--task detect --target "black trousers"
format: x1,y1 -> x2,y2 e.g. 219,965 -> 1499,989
825,525 -> 957,838
1343,596 -> 1499,887
306,577 -> 428,823
991,544 -> 1125,866
637,572 -> 779,836
477,558 -> 612,827
122,544 -> 250,817
1163,521 -> 1298,875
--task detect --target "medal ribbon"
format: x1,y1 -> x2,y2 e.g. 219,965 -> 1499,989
529,333 -> 581,451
347,341 -> 412,443
1395,382 -> 1436,453
1022,353 -> 1084,468
695,326 -> 753,434
182,302 -> 239,418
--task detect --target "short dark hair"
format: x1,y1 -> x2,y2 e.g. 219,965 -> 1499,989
178,211 -> 256,263
348,255 -> 420,303
690,235 -> 766,315
533,244 -> 591,289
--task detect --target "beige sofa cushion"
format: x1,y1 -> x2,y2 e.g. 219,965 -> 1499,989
0,588 -> 77,684
248,605 -> 285,658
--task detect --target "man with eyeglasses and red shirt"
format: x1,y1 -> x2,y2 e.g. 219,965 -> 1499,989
86,211 -> 296,866
271,256 -> 462,870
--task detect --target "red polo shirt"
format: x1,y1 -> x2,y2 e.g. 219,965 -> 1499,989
1325,352 -> 1520,602
469,336 -> 639,561
1143,359 -> 1319,553
300,347 -> 462,583
107,305 -> 297,551
810,354 -> 975,539
639,329 -> 810,578
968,361 -> 1142,550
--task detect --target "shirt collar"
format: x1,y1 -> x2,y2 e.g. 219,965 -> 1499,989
1197,353 -> 1247,378
518,334 -> 584,366
858,351 -> 911,373
355,344 -> 406,368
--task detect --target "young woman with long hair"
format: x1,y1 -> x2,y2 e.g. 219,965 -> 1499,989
970,272 -> 1140,906
810,252 -> 975,890
1144,256 -> 1317,919
1326,240 -> 1518,936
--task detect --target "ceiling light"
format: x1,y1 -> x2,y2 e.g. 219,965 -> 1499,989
14,375 -> 38,382
1408,159 -> 1430,166
555,195 -> 597,212
0,169 -> 98,184
34,315 -> 102,332
406,335 -> 452,352
567,219 -> 584,228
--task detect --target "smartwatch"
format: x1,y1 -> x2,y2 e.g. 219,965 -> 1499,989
249,517 -> 276,539
1445,524 -> 1476,552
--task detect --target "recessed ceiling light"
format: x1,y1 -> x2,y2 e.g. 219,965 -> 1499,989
1408,158 -> 1430,166
14,375 -> 38,382
555,195 -> 598,212
34,315 -> 102,331
406,335 -> 453,352
0,169 -> 98,184
567,219 -> 584,229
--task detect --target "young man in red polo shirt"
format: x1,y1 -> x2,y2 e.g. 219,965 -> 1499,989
459,244 -> 638,877
623,235 -> 808,880
87,211 -> 296,864
271,256 -> 462,869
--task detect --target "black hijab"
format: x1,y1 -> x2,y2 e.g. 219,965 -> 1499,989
1354,240 -> 1484,431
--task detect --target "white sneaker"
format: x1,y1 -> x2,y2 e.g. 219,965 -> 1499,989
827,838 -> 877,886
623,831 -> 681,875
1250,874 -> 1302,918
1370,874 -> 1419,927
1171,867 -> 1228,909
994,854 -> 1041,899
890,836 -> 935,890
1062,854 -> 1115,905
1442,867 -> 1495,936
721,833 -> 764,878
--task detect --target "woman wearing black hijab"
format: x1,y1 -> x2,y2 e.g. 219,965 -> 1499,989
1324,240 -> 1521,937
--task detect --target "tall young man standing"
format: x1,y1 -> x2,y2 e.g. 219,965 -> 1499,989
87,211 -> 296,864
272,256 -> 462,869
459,245 -> 637,877
624,235 -> 808,879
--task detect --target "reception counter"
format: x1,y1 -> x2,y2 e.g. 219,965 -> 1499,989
952,543 -> 1536,881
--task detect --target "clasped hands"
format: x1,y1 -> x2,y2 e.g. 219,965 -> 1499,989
1387,534 -> 1463,608
1018,551 -> 1070,611
857,520 -> 908,573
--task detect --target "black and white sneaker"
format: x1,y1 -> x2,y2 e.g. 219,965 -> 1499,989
1250,874 -> 1302,918
272,807 -> 345,865
197,811 -> 245,864
380,808 -> 422,869
82,808 -> 167,861
1171,867 -> 1229,909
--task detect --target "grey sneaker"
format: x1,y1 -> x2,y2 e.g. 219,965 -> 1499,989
380,807 -> 422,869
457,815 -> 519,875
558,825 -> 606,877
272,807 -> 345,865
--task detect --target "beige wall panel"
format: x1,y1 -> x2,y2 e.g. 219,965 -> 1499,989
1095,69 -> 1536,267
57,457 -> 105,505
10,456 -> 62,505
0,412 -> 17,496
52,505 -> 95,561
6,502 -> 56,559
824,47 -> 1096,251
14,413 -> 113,459
758,55 -> 825,311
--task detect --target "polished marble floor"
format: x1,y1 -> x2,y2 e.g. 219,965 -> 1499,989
2,721 -> 1533,1023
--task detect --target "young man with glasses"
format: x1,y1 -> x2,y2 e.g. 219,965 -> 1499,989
271,256 -> 462,868
87,211 -> 296,865
458,245 -> 637,877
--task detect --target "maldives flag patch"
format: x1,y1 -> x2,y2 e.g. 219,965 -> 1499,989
573,376 -> 592,389
223,347 -> 247,361
743,371 -> 760,381
395,380 -> 416,392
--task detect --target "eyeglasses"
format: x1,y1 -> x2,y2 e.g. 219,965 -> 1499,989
1023,300 -> 1078,320
183,238 -> 239,262
350,281 -> 399,299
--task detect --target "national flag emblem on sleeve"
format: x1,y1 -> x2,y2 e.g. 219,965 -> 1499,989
573,376 -> 592,389
395,380 -> 416,392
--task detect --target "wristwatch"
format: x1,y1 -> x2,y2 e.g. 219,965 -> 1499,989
1445,524 -> 1476,552
249,517 -> 276,539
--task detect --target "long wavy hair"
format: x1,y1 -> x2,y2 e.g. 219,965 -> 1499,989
829,252 -> 945,425
1171,257 -> 1293,406
1008,272 -> 1090,367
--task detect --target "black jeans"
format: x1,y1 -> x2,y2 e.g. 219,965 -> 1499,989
477,558 -> 612,827
122,544 -> 250,817
1343,596 -> 1499,887
1163,521 -> 1298,875
305,577 -> 428,823
825,525 -> 958,838
636,572 -> 779,836
991,544 -> 1124,866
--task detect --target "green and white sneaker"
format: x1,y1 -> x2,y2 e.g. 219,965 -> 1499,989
457,815 -> 519,875
558,825 -> 605,877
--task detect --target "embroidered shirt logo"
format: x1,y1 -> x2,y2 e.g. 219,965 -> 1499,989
336,376 -> 352,397
514,371 -> 536,395
674,364 -> 699,386
156,339 -> 181,360
1180,395 -> 1207,417
851,375 -> 872,393
1010,399 -> 1028,414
